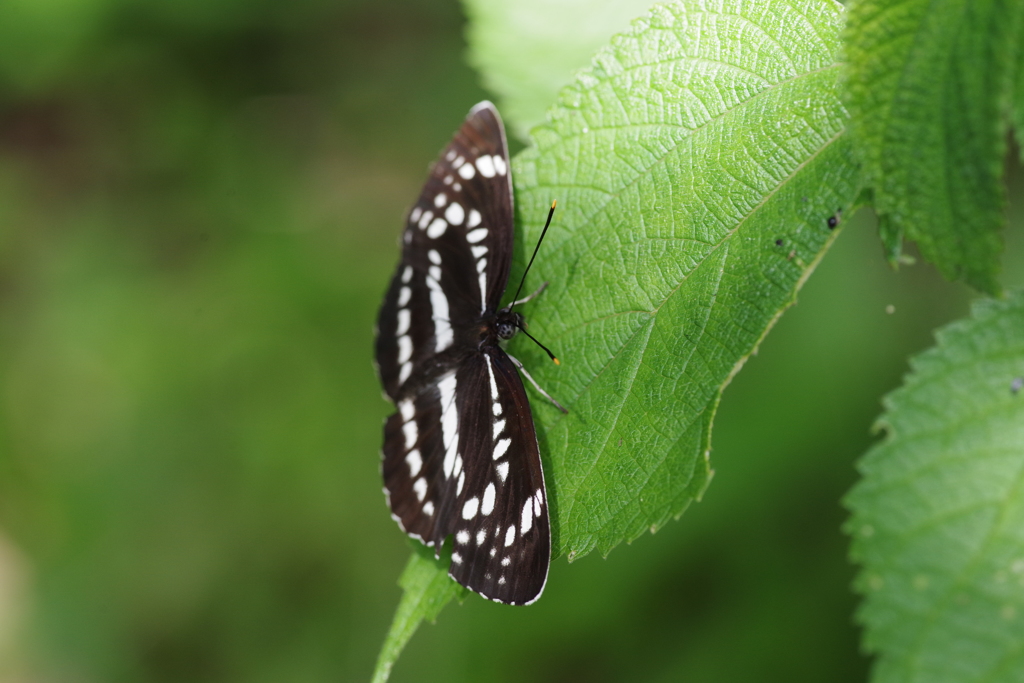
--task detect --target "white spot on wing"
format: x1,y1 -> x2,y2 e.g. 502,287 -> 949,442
467,209 -> 482,228
397,335 -> 412,363
466,228 -> 488,243
433,193 -> 447,208
493,438 -> 511,460
444,202 -> 465,225
478,272 -> 487,311
438,372 -> 459,477
492,402 -> 502,416
398,286 -> 411,306
445,150 -> 456,162
457,471 -> 464,495
456,530 -> 470,545
443,175 -> 453,185
476,258 -> 487,273
494,155 -> 507,175
462,497 -> 480,519
452,551 -> 462,564
402,420 -> 417,449
471,245 -> 487,258
521,499 -> 534,534
496,461 -> 509,482
492,419 -> 505,439
406,449 -> 422,476
485,355 -> 500,401
418,210 -> 433,229
504,525 -> 515,547
475,155 -> 496,177
422,500 -> 434,516
427,218 -> 447,238
476,529 -> 487,545
399,362 -> 412,384
399,399 -> 415,422
413,478 -> 427,501
481,483 -> 496,515
431,303 -> 452,351
401,266 -> 413,283
458,162 -> 476,179
396,308 -> 410,335
501,557 -> 511,567
428,249 -> 441,264
429,265 -> 441,281
498,576 -> 506,585
425,272 -> 453,352
410,207 -> 422,223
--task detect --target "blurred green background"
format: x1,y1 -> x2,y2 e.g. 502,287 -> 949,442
0,1 -> 1021,681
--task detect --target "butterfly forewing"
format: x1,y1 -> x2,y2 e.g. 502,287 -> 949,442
376,101 -> 551,606
376,103 -> 514,401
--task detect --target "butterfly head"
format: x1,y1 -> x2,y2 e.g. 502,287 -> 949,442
494,310 -> 524,341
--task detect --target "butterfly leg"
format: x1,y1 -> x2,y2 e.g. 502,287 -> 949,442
507,353 -> 568,414
512,281 -> 548,307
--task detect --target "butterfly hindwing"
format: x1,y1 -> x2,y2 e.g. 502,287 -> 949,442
445,348 -> 550,605
380,348 -> 549,605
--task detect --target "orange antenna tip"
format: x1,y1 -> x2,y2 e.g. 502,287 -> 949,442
553,357 -> 560,365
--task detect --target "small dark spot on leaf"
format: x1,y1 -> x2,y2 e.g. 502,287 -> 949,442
1012,377 -> 1023,395
775,238 -> 784,247
827,215 -> 838,229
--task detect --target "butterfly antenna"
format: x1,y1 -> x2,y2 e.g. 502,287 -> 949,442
517,326 -> 560,366
508,200 -> 556,316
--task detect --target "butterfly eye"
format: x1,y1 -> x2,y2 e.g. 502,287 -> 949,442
497,321 -> 518,340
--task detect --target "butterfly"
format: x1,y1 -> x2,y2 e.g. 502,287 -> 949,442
374,101 -> 563,605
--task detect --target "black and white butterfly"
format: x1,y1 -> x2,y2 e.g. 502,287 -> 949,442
375,101 -> 562,605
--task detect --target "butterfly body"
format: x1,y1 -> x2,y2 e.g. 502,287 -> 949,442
374,102 -> 550,605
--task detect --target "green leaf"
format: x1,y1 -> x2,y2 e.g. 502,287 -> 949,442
845,292 -> 1024,683
844,0 -> 1024,294
379,0 -> 860,674
513,0 -> 857,560
371,545 -> 466,683
463,0 -> 657,140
